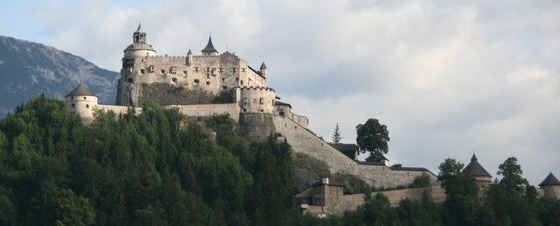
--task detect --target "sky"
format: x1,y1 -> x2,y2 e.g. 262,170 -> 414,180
2,0 -> 560,185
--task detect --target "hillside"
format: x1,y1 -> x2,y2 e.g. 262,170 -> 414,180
0,36 -> 117,116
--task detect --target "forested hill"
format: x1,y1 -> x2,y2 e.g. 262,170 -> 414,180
0,96 -> 295,225
1,96 -> 559,225
0,36 -> 117,117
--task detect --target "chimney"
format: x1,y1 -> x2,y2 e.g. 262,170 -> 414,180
321,177 -> 329,185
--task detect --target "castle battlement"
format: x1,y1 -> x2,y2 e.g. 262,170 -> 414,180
239,86 -> 276,92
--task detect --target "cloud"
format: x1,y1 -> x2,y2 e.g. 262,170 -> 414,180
9,0 -> 560,184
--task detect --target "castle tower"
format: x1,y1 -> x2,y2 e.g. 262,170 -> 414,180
65,83 -> 98,124
201,35 -> 218,56
123,23 -> 156,59
463,154 -> 492,193
260,62 -> 268,78
538,172 -> 560,200
117,23 -> 157,105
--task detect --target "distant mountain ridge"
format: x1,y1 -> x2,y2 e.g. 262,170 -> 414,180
0,35 -> 117,117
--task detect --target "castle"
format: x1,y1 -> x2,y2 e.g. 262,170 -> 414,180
64,24 -> 560,217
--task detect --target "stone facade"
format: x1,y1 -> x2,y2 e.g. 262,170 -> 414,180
116,24 -> 266,107
296,178 -> 446,216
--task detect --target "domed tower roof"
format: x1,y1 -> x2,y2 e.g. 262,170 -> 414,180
539,172 -> 560,187
66,83 -> 96,97
201,35 -> 218,54
124,23 -> 155,53
463,154 -> 492,177
260,62 -> 268,70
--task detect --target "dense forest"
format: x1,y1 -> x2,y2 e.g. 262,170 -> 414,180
0,95 -> 295,225
0,96 -> 559,226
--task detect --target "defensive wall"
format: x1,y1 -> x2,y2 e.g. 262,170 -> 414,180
273,115 -> 437,188
299,184 -> 446,216
165,103 -> 240,121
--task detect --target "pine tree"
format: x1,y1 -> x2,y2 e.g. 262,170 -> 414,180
331,123 -> 343,144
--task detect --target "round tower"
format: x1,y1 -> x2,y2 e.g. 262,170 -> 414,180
239,86 -> 276,114
463,154 -> 492,192
65,83 -> 98,123
118,23 -> 156,106
539,172 -> 560,200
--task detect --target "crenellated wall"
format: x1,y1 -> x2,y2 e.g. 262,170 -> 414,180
117,51 -> 266,106
239,86 -> 276,114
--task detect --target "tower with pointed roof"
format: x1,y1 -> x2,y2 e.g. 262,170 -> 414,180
463,154 -> 492,194
539,172 -> 560,200
65,83 -> 98,124
201,35 -> 218,56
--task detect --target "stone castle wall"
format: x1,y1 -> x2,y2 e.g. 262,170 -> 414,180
117,52 -> 266,106
273,115 -> 437,188
166,103 -> 240,121
301,185 -> 446,216
239,113 -> 276,141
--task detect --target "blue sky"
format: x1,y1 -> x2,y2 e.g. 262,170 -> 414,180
2,0 -> 560,185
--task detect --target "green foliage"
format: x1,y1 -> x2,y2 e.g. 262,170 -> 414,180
410,173 -> 432,188
331,123 -> 343,144
0,96 -> 296,225
355,118 -> 390,158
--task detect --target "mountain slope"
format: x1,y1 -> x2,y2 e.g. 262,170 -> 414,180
0,35 -> 117,116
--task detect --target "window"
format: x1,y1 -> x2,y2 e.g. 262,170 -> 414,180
128,78 -> 133,83
260,109 -> 264,112
194,79 -> 200,85
206,81 -> 210,85
240,80 -> 244,85
243,97 -> 248,104
243,108 -> 247,112
140,69 -> 145,74
206,74 -> 211,78
148,65 -> 155,72
206,67 -> 210,72
219,68 -> 223,72
232,68 -> 237,72
83,97 -> 87,100
72,103 -> 75,108
221,78 -> 225,81
172,78 -> 177,83
259,98 -> 264,104
161,69 -> 165,74
242,68 -> 246,72
183,70 -> 187,74
195,67 -> 199,72
235,77 -> 239,81
86,104 -> 89,108
170,67 -> 177,74
222,86 -> 227,90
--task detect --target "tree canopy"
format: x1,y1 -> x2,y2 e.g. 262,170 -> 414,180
356,118 -> 390,159
0,96 -> 295,226
331,123 -> 343,144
